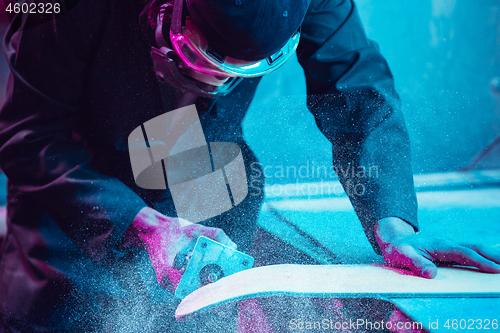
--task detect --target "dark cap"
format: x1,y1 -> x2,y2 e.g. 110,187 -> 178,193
186,0 -> 309,61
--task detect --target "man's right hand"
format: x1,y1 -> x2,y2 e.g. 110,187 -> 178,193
124,207 -> 237,293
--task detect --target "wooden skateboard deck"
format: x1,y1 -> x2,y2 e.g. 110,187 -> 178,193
175,264 -> 500,320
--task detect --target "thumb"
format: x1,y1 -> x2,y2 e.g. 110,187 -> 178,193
403,247 -> 438,279
385,244 -> 438,279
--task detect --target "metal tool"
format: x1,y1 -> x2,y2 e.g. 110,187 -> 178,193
174,236 -> 254,299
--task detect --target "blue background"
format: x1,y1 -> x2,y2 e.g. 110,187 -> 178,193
242,0 -> 500,184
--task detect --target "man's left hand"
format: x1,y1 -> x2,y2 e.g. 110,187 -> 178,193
375,217 -> 500,278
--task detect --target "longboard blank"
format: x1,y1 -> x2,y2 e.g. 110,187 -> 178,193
176,264 -> 500,319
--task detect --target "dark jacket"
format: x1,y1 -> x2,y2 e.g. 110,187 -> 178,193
0,0 -> 417,329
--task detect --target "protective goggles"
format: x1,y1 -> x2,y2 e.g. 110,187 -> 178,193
151,0 -> 301,97
168,0 -> 301,78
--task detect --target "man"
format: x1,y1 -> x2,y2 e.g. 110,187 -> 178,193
1,0 -> 499,331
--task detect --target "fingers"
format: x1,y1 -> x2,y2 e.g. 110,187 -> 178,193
462,244 -> 500,265
207,228 -> 238,250
170,216 -> 237,249
383,233 -> 500,280
438,245 -> 500,273
142,215 -> 237,292
385,244 -> 438,279
176,217 -> 194,228
182,223 -> 237,250
173,252 -> 188,270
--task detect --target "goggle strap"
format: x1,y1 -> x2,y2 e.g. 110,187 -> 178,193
157,13 -> 170,48
152,45 -> 243,97
171,0 -> 184,35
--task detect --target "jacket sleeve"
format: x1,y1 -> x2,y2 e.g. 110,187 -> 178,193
0,0 -> 147,262
297,0 -> 418,254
